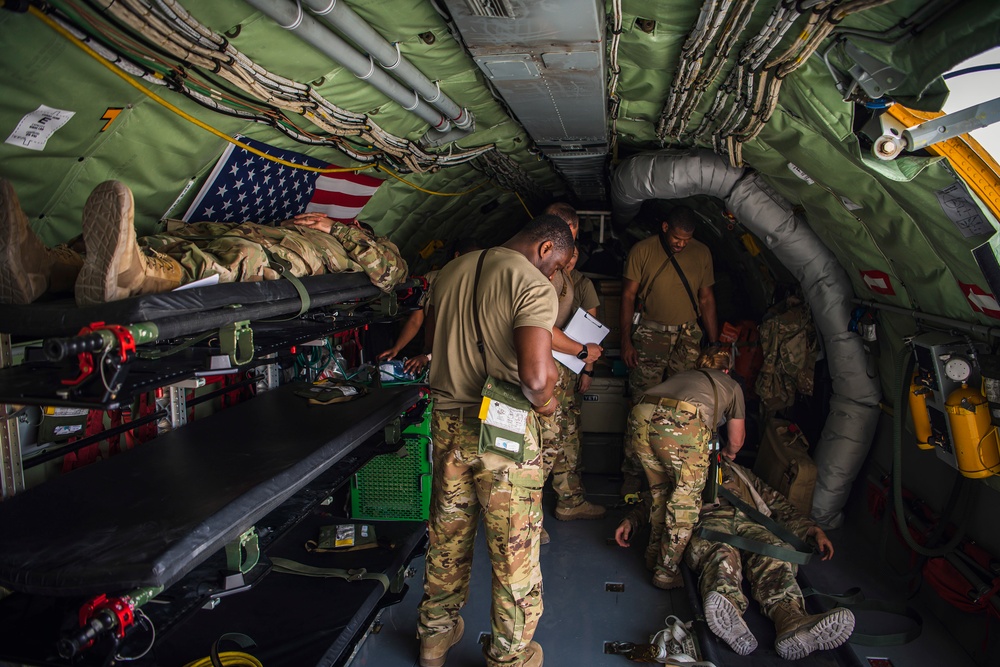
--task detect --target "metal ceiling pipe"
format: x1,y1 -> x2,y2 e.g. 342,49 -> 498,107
611,149 -> 881,528
301,0 -> 473,130
244,0 -> 451,132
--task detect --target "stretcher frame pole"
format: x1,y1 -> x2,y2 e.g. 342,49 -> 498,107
0,334 -> 24,499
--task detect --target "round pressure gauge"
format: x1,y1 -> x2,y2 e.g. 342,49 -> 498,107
944,356 -> 972,382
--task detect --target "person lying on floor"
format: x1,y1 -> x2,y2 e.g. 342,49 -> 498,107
615,459 -> 855,660
0,178 -> 407,307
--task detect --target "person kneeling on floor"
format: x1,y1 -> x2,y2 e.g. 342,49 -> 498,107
616,459 -> 855,660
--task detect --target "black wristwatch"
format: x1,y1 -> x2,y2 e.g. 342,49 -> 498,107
576,344 -> 589,360
581,369 -> 594,377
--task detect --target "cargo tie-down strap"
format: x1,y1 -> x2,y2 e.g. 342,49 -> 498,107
268,556 -> 390,594
801,586 -> 923,646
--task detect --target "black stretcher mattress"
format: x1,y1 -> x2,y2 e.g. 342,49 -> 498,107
0,272 -> 377,338
0,383 -> 420,597
150,519 -> 427,667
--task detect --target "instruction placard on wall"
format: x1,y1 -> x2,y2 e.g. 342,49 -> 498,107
935,182 -> 992,238
5,105 -> 75,152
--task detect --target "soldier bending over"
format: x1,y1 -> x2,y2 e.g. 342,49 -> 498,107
616,460 -> 854,660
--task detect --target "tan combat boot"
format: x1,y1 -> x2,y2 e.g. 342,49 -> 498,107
0,178 -> 84,304
769,600 -> 855,660
554,500 -> 606,521
652,568 -> 683,590
522,640 -> 543,667
419,616 -> 464,667
75,181 -> 184,306
704,591 -> 757,655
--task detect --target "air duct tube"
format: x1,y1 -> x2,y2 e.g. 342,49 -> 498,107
611,149 -> 881,528
245,0 -> 452,132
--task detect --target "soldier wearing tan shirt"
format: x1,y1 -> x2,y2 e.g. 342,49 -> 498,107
417,214 -> 574,667
619,206 -> 719,496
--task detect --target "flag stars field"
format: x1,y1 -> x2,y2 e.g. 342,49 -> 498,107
182,136 -> 384,226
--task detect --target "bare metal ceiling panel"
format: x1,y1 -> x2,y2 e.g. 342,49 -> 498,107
442,0 -> 609,202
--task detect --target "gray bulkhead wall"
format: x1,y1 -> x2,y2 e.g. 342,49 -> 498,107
611,150 -> 881,527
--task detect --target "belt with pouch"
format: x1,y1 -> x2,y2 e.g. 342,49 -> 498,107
639,395 -> 699,416
639,317 -> 696,333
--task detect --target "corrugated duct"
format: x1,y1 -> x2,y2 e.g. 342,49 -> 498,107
611,149 -> 881,528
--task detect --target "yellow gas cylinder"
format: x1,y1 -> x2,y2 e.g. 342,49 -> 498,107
908,372 -> 934,450
945,383 -> 1000,478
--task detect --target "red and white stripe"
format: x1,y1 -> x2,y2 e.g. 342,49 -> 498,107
305,171 -> 384,221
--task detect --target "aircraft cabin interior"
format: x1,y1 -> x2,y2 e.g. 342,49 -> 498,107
0,0 -> 999,666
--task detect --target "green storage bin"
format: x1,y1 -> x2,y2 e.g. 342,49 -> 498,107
350,433 -> 432,521
351,398 -> 433,521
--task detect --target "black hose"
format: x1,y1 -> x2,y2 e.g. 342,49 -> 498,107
891,345 -> 969,557
24,409 -> 167,469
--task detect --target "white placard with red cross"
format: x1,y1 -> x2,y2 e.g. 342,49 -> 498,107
860,269 -> 895,296
958,282 -> 1000,319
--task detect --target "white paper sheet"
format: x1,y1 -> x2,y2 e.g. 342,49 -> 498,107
173,274 -> 220,291
554,308 -> 610,373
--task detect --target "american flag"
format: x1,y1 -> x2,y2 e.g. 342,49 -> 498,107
182,137 -> 382,224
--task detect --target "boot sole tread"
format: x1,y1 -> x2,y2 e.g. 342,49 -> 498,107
704,591 -> 757,656
77,182 -> 133,306
775,608 -> 855,660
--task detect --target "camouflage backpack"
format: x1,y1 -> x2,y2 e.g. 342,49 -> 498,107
754,297 -> 818,412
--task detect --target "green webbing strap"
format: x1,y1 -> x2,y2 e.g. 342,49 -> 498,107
800,586 -> 924,646
220,320 -> 254,366
696,486 -> 815,565
263,250 -> 311,317
269,557 -> 390,594
224,527 -> 260,574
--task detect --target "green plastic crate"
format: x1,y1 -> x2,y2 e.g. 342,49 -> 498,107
350,433 -> 432,521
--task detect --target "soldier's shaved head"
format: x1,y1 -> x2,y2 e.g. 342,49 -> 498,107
664,205 -> 698,234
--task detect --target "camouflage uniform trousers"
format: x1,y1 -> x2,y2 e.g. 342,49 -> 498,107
685,508 -> 804,619
139,221 -> 407,291
539,363 -> 586,508
418,407 -> 546,667
629,401 -> 711,578
622,322 -> 702,478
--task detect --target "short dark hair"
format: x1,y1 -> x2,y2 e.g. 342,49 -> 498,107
665,205 -> 698,233
544,202 -> 579,230
518,213 -> 575,254
449,237 -> 481,258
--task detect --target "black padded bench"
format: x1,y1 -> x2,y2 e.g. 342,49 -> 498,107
0,383 -> 420,597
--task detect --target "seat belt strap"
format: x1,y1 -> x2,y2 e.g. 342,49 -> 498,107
695,485 -> 815,564
263,250 -> 311,317
269,556 -> 390,593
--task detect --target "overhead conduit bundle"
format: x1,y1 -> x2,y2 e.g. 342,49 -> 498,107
611,149 -> 881,527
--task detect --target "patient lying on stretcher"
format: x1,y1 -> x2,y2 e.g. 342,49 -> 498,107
0,179 -> 407,307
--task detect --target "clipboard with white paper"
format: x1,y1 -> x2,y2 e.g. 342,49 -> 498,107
554,308 -> 609,373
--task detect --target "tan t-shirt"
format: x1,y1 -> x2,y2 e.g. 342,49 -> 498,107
429,247 -> 557,410
570,270 -> 600,313
645,368 -> 744,429
551,268 -> 576,329
417,269 -> 440,308
623,235 -> 714,325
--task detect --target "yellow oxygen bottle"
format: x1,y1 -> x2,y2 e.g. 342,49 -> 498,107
908,371 -> 934,450
945,383 -> 1000,478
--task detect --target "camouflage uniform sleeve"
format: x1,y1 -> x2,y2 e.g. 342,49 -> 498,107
751,473 -> 814,540
624,490 -> 652,531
